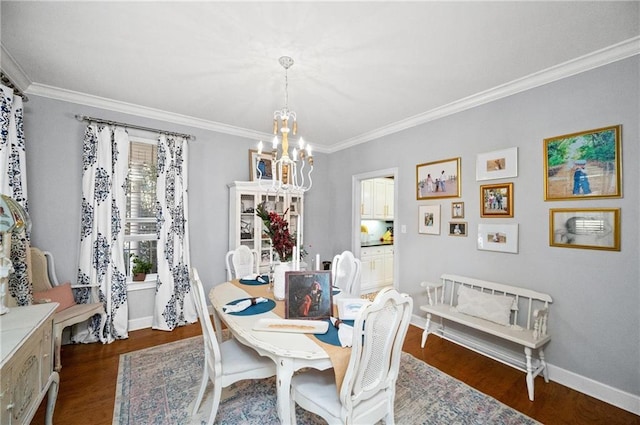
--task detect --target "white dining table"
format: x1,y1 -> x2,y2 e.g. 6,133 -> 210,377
209,281 -> 347,423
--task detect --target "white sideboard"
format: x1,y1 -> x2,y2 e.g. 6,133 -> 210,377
1,303 -> 59,425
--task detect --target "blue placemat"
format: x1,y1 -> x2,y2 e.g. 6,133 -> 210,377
239,275 -> 270,285
314,318 -> 355,346
225,298 -> 276,316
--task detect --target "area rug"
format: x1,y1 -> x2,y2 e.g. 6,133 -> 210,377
113,335 -> 539,425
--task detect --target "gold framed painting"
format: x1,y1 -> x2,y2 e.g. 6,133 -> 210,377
544,125 -> 622,200
416,157 -> 461,200
451,201 -> 464,219
480,183 -> 513,218
549,208 -> 620,251
249,149 -> 275,181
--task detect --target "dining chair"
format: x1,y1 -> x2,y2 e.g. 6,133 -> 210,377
225,245 -> 259,281
29,246 -> 106,371
289,287 -> 413,425
190,268 -> 276,425
331,250 -> 362,296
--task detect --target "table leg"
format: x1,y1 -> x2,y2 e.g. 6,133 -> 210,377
276,357 -> 295,423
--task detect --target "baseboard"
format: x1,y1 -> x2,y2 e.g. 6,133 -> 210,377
410,314 -> 640,416
129,316 -> 153,331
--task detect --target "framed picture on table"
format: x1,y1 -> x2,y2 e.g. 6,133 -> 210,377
285,271 -> 332,320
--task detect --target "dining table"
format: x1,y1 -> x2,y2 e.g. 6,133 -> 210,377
209,278 -> 352,423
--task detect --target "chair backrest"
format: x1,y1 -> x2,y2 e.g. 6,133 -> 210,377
331,250 -> 361,296
30,247 -> 55,292
225,246 -> 259,281
340,287 -> 413,418
190,268 -> 223,379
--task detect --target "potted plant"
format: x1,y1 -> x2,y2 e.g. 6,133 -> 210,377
131,254 -> 153,281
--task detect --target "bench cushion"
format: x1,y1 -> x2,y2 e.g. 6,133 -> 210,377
456,286 -> 513,326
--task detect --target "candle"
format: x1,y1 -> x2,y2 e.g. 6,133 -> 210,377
316,254 -> 320,271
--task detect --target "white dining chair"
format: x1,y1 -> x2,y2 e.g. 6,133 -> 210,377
331,250 -> 362,296
225,245 -> 259,281
289,287 -> 413,425
190,268 -> 276,425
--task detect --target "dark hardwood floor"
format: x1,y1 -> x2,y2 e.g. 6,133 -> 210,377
32,324 -> 639,424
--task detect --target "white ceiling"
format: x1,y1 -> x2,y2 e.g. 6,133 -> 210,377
2,1 -> 639,152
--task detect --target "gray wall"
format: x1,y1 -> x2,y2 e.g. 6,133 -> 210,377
22,56 -> 638,398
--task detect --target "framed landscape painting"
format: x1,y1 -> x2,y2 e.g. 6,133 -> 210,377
544,125 -> 622,200
416,157 -> 461,200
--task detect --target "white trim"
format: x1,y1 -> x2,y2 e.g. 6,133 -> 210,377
128,315 -> 153,332
4,37 -> 638,154
410,314 -> 640,416
329,36 -> 640,153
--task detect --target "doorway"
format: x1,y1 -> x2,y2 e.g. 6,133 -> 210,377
352,168 -> 398,292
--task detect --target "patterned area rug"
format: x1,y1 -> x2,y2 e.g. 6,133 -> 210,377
113,335 -> 539,425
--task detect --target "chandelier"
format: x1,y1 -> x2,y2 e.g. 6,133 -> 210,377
256,56 -> 313,193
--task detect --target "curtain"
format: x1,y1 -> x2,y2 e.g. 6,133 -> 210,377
153,134 -> 196,330
0,84 -> 30,307
77,123 -> 129,343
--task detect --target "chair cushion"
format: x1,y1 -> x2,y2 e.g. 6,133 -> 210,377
33,282 -> 76,313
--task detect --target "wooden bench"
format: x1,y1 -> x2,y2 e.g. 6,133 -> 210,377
420,274 -> 552,401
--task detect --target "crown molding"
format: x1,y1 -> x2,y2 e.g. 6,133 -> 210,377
5,37 -> 638,153
327,36 -> 640,153
0,44 -> 32,91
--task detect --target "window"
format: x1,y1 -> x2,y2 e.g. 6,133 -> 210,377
125,137 -> 158,281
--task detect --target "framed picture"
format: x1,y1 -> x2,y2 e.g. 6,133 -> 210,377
476,147 -> 518,181
451,201 -> 464,219
448,221 -> 467,236
477,223 -> 519,253
416,157 -> 461,200
284,271 -> 333,320
249,149 -> 275,181
480,183 -> 514,218
549,208 -> 620,251
544,125 -> 622,200
418,205 -> 440,235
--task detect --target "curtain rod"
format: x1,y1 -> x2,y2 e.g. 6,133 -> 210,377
0,72 -> 29,102
75,114 -> 196,141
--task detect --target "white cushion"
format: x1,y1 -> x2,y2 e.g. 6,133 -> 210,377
456,286 -> 513,326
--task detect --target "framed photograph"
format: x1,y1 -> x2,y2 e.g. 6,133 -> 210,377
544,125 -> 622,200
249,149 -> 275,181
451,201 -> 464,219
418,205 -> 440,235
476,147 -> 518,181
416,157 -> 461,200
480,183 -> 514,218
549,208 -> 620,251
478,223 -> 519,253
448,221 -> 467,236
284,271 -> 333,320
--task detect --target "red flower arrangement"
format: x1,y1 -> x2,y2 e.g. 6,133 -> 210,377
256,202 -> 295,262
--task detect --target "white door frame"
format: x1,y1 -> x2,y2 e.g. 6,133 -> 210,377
351,167 -> 399,289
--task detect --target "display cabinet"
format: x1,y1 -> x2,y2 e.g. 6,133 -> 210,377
228,181 -> 304,273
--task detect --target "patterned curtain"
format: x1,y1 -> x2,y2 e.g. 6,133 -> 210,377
0,84 -> 30,307
153,134 -> 196,330
77,123 -> 129,343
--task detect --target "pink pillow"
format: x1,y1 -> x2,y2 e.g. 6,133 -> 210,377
33,282 -> 76,313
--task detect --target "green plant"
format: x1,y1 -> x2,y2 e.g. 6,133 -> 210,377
131,254 -> 153,275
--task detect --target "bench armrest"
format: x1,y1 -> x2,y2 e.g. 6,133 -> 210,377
420,281 -> 443,306
533,308 -> 549,340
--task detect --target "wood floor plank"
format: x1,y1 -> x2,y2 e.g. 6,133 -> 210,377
31,324 -> 639,424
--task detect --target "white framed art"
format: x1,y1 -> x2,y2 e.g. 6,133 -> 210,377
477,223 -> 518,253
476,147 -> 518,181
418,205 -> 440,235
